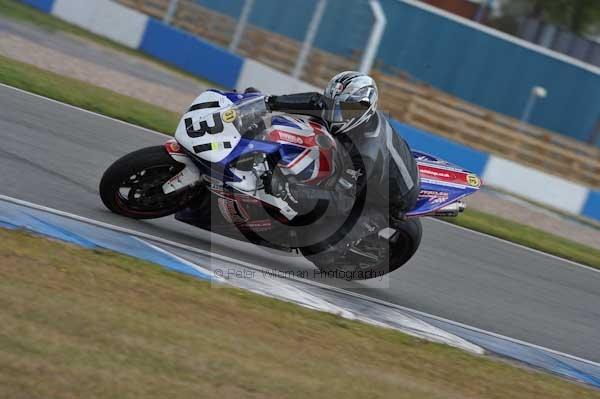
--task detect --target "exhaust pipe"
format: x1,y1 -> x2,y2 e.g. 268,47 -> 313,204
431,201 -> 466,217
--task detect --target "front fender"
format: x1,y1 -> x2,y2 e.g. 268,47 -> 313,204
162,140 -> 202,194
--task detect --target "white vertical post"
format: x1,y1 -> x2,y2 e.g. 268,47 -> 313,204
292,0 -> 328,79
359,0 -> 386,74
474,0 -> 487,23
519,86 -> 547,132
163,0 -> 180,25
230,0 -> 255,53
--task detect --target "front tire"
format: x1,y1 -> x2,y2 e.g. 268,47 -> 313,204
99,146 -> 191,219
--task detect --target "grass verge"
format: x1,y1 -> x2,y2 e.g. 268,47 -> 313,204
442,209 -> 600,268
0,55 -> 180,133
1,228 -> 599,399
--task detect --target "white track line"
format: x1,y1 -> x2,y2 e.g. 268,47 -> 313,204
2,82 -> 598,275
1,193 -> 599,368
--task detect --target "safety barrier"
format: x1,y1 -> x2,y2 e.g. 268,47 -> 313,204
14,0 -> 600,222
139,18 -> 244,88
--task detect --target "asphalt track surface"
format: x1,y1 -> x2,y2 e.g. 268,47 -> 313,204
2,85 -> 600,362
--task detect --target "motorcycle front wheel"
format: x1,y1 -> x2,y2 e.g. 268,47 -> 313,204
99,146 -> 192,219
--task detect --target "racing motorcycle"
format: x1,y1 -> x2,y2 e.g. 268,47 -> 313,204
99,90 -> 481,280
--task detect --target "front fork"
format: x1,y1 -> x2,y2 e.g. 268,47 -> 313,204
162,140 -> 202,194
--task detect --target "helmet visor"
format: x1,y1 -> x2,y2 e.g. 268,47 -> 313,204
323,97 -> 371,124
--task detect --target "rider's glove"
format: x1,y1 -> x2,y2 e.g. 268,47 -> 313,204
264,95 -> 278,112
264,93 -> 325,115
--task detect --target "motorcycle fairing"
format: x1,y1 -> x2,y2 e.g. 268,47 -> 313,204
269,114 -> 335,184
406,150 -> 481,217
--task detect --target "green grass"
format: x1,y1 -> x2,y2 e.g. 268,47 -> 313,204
1,228 -> 599,399
443,209 -> 600,269
0,55 -> 180,134
0,0 -> 215,87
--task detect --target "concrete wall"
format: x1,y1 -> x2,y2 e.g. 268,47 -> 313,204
17,0 -> 600,222
52,0 -> 148,48
482,157 -> 589,214
236,60 -> 320,95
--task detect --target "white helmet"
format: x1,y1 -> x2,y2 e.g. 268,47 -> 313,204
323,71 -> 379,134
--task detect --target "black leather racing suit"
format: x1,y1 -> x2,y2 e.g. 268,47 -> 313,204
267,92 -> 420,228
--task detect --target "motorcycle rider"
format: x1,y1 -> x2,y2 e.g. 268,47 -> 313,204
263,71 -> 420,223
175,72 -> 420,273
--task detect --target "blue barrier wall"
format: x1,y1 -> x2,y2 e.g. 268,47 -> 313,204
392,120 -> 489,174
582,191 -> 600,221
194,0 -> 600,144
140,19 -> 243,89
20,0 -> 54,12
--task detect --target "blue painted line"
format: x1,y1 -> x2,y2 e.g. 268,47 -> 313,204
419,315 -> 600,388
0,210 -> 98,248
25,214 -> 99,248
0,220 -> 19,229
0,199 -> 214,282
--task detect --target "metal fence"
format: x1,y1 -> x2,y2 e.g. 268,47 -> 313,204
518,17 -> 600,68
152,0 -> 385,79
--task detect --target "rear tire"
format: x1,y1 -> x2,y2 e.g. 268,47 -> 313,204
305,218 -> 422,280
99,146 -> 191,219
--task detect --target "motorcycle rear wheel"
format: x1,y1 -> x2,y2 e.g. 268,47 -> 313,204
99,146 -> 191,219
304,218 -> 422,280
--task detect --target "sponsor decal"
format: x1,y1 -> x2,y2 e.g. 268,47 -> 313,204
419,190 -> 449,204
467,174 -> 481,187
419,167 -> 451,179
222,109 -> 237,123
346,168 -> 363,181
279,132 -> 304,145
418,165 -> 480,188
193,141 -> 232,153
270,130 -> 307,145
